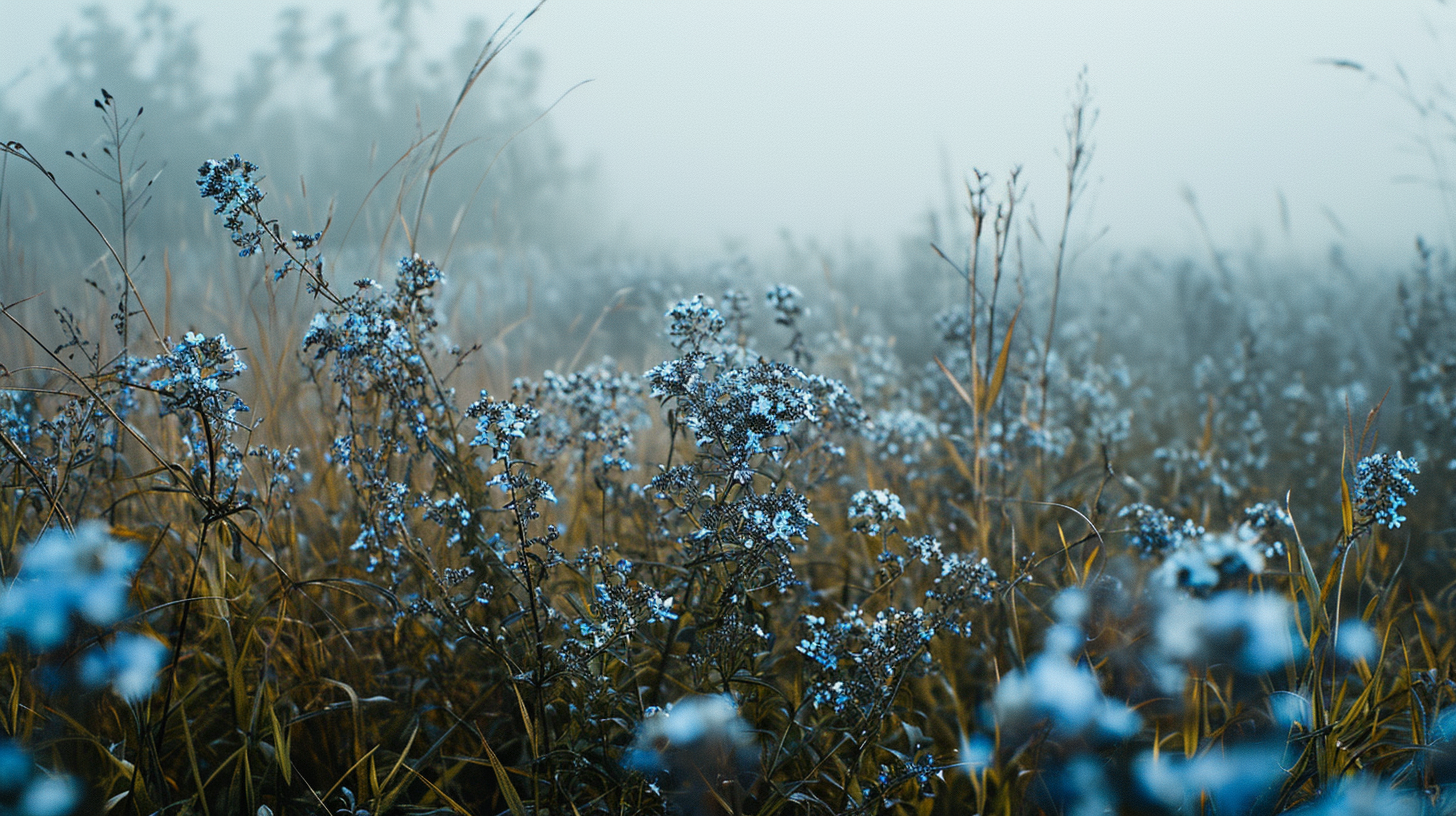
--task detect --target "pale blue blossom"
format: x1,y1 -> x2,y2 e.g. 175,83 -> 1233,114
625,695 -> 758,816
78,633 -> 169,702
0,522 -> 140,651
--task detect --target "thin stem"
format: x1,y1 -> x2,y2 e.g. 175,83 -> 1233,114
1037,70 -> 1097,431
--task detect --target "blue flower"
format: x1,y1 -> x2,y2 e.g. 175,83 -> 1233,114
0,522 -> 141,652
77,633 -> 169,702
624,694 -> 758,807
197,155 -> 267,256
849,489 -> 906,536
1353,452 -> 1419,530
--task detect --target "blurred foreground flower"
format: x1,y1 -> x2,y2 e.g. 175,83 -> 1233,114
77,632 -> 169,702
0,739 -> 78,816
1157,591 -> 1296,674
0,521 -> 140,651
0,522 -> 167,701
625,695 -> 758,816
1287,774 -> 1420,816
1135,743 -> 1287,813
992,589 -> 1141,745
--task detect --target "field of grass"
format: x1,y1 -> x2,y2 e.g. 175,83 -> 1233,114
4,8 -> 1456,816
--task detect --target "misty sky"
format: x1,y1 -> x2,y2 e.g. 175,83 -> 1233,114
6,1 -> 1454,262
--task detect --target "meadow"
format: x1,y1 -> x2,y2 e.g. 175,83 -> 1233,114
2,6 -> 1456,816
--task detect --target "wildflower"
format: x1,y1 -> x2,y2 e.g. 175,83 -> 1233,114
665,295 -> 728,353
1270,691 -> 1313,730
624,695 -> 758,816
694,488 -> 814,591
798,606 -> 941,713
565,550 -> 677,657
196,154 -> 266,256
0,392 -> 35,447
0,522 -> 141,651
77,633 -> 168,702
926,552 -> 998,630
1152,524 -> 1270,591
467,394 -> 540,464
1156,591 -> 1296,674
904,534 -> 943,564
138,332 -> 250,424
1118,503 -> 1199,556
250,445 -> 304,505
1135,743 -> 1287,814
1241,501 -> 1292,557
647,358 -> 817,476
196,154 -> 262,217
1285,774 -> 1420,816
513,360 -> 647,475
1333,618 -> 1379,664
800,371 -> 868,433
848,489 -> 906,536
0,741 -> 79,816
866,408 -> 939,464
1353,452 -> 1419,529
764,283 -> 804,325
290,230 -> 321,251
991,651 -> 1141,743
302,256 -> 444,402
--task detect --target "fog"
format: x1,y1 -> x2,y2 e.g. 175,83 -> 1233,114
4,0 -> 1452,264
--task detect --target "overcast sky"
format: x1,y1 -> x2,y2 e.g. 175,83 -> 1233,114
5,1 -> 1454,262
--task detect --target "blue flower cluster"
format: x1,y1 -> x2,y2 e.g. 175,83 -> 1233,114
139,332 -> 250,424
1136,743 -> 1289,814
624,695 -> 758,815
0,521 -> 139,651
196,154 -> 267,256
513,360 -> 647,476
564,549 -> 677,661
0,522 -> 167,701
866,408 -> 939,466
124,332 -> 255,500
295,266 -> 430,402
1353,451 -> 1420,530
0,740 -> 80,816
765,283 -> 805,326
302,258 -> 457,572
1156,591 -> 1297,674
848,489 -> 906,537
467,393 -> 539,465
0,391 -> 35,448
248,444 -> 304,508
968,585 -> 1317,815
1122,503 -> 1295,593
693,488 -> 815,592
797,605 -> 937,713
766,283 -> 813,365
664,294 -> 728,353
923,549 -> 998,634
1153,524 -> 1275,592
1117,503 -> 1201,556
648,355 -> 818,481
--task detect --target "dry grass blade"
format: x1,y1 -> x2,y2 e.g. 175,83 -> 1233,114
482,737 -> 528,816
